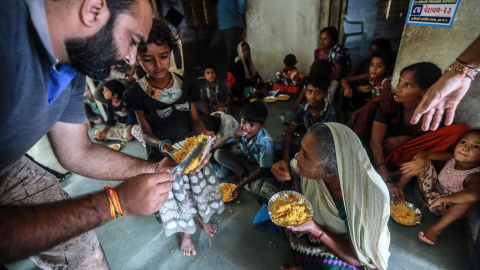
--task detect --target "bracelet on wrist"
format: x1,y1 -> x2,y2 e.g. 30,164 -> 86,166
104,185 -> 124,220
456,58 -> 480,72
159,140 -> 172,151
316,229 -> 325,239
445,67 -> 475,80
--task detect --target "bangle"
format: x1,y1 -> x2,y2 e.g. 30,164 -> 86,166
159,140 -> 172,151
316,229 -> 325,239
456,58 -> 480,72
104,185 -> 124,220
200,130 -> 208,134
376,162 -> 386,169
445,67 -> 475,80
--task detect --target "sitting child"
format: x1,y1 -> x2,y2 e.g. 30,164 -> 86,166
273,54 -> 300,95
339,50 -> 396,124
83,86 -> 104,129
280,77 -> 338,161
395,129 -> 480,245
94,80 -> 140,142
199,63 -> 232,114
214,101 -> 273,198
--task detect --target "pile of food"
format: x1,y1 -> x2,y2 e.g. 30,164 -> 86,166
173,134 -> 209,173
263,97 -> 277,103
220,183 -> 236,202
110,144 -> 120,151
390,202 -> 422,225
277,95 -> 290,101
270,193 -> 311,226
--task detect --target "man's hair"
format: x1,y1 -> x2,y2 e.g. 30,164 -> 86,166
241,101 -> 268,124
309,59 -> 334,80
203,62 -> 217,73
106,0 -> 137,24
400,62 -> 441,91
304,77 -> 330,93
103,80 -> 126,99
138,18 -> 179,54
283,54 -> 297,67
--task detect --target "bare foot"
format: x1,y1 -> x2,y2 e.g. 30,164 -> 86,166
197,218 -> 217,237
281,261 -> 301,270
418,226 -> 441,245
181,233 -> 196,256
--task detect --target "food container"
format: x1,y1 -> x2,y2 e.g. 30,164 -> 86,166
268,191 -> 313,227
167,135 -> 215,175
109,144 -> 121,151
263,96 -> 277,103
277,94 -> 290,101
220,183 -> 236,202
390,201 -> 422,226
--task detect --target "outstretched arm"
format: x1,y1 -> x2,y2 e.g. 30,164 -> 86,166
411,35 -> 480,131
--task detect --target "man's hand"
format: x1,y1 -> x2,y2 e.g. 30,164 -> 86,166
411,71 -> 471,131
271,160 -> 291,182
115,173 -> 174,216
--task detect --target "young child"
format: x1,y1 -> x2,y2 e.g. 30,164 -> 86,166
273,54 -> 300,95
94,80 -> 138,142
83,86 -> 104,129
214,101 -> 273,199
123,18 -> 223,256
199,63 -> 232,114
340,50 -> 395,124
395,129 -> 480,245
281,77 -> 338,161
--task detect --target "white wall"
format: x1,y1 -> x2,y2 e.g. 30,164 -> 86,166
246,0 -> 321,79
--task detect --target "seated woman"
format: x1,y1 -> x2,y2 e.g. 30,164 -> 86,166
314,26 -> 351,81
353,62 -> 470,200
229,42 -> 265,102
271,123 -> 390,270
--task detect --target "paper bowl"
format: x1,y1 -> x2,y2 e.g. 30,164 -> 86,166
109,144 -> 121,151
390,201 -> 422,226
277,94 -> 290,101
263,97 -> 277,103
168,136 -> 215,174
220,183 -> 236,202
268,191 -> 313,227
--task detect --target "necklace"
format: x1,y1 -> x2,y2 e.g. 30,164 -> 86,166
148,73 -> 172,90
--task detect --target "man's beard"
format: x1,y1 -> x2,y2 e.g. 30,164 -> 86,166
65,19 -> 126,80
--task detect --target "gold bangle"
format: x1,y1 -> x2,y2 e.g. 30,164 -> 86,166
444,67 -> 474,80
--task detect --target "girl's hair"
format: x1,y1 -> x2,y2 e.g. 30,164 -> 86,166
370,38 -> 392,52
400,62 -> 442,91
103,80 -> 125,99
463,129 -> 480,138
138,18 -> 179,55
241,101 -> 268,124
370,50 -> 397,76
307,124 -> 338,176
309,59 -> 334,80
203,62 -> 217,73
320,26 -> 339,45
284,54 -> 297,67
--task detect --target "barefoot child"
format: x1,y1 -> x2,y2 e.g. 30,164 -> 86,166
397,129 -> 480,245
213,101 -> 274,199
123,19 -> 224,256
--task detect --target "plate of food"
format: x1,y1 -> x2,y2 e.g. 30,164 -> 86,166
109,144 -> 121,151
167,134 -> 215,175
277,94 -> 290,101
220,183 -> 236,202
390,201 -> 422,226
263,96 -> 277,103
268,191 -> 313,227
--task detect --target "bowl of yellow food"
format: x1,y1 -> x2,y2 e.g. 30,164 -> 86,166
220,183 -> 236,202
277,94 -> 290,101
168,134 -> 215,174
263,97 -> 277,103
109,144 -> 121,151
390,201 -> 422,226
268,191 -> 313,227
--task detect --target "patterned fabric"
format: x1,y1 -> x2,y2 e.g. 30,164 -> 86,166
417,159 -> 447,207
439,158 -> 480,193
369,75 -> 391,98
292,101 -> 338,129
0,157 -> 108,269
314,44 -> 352,78
159,164 -> 225,236
276,67 -> 299,86
137,73 -> 183,103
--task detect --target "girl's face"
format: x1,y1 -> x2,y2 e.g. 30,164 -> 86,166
305,84 -> 326,107
369,57 -> 387,79
138,42 -> 172,80
394,71 -> 424,104
295,133 -> 323,179
454,133 -> 480,166
103,87 -> 113,100
319,31 -> 333,49
242,44 -> 251,60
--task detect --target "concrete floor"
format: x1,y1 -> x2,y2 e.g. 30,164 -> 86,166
5,39 -> 475,270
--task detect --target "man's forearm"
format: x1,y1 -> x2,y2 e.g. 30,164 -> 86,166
0,192 -> 110,264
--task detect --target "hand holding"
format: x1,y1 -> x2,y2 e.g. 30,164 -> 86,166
271,160 -> 291,182
344,88 -> 353,98
387,183 -> 405,202
230,128 -> 247,138
429,198 -> 445,213
231,184 -> 243,200
287,220 -> 321,236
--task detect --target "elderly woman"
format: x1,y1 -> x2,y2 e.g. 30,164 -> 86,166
353,62 -> 470,202
314,26 -> 351,81
272,123 -> 390,270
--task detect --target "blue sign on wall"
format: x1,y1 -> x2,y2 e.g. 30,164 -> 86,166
406,0 -> 461,28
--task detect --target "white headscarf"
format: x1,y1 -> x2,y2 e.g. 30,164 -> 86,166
236,42 -> 257,80
293,123 -> 390,269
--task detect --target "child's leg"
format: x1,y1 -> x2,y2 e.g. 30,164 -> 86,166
213,149 -> 249,177
181,233 -> 196,256
197,217 -> 217,237
419,201 -> 475,245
